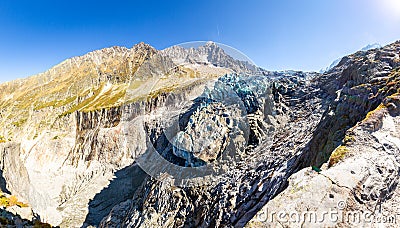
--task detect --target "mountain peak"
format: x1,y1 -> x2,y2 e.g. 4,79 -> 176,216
320,42 -> 383,73
132,42 -> 157,53
205,41 -> 217,47
361,43 -> 382,51
162,41 -> 261,75
1,40 -> 400,227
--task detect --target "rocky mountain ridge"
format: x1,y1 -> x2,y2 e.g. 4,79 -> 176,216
0,40 -> 399,227
320,43 -> 383,73
161,41 -> 264,75
0,41 -> 263,226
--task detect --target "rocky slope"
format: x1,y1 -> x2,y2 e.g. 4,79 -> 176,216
0,41 -> 257,226
247,41 -> 400,227
0,40 -> 399,227
100,41 -> 400,227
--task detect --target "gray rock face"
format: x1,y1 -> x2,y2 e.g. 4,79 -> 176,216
172,102 -> 232,166
1,40 -> 400,228
162,41 -> 264,75
248,96 -> 400,227
91,69 -> 316,227
100,41 -> 400,228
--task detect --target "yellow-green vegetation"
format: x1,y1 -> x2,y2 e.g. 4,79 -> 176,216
328,145 -> 349,167
290,181 -> 308,194
59,84 -> 106,116
148,85 -> 177,99
361,70 -> 400,123
245,220 -> 265,228
0,135 -> 6,143
59,83 -> 127,115
83,84 -> 127,112
343,135 -> 355,144
0,192 -> 28,208
0,49 -> 160,142
0,45 -> 215,139
387,92 -> 400,99
373,68 -> 400,94
12,118 -> 27,128
0,47 -> 154,126
363,104 -> 386,121
128,80 -> 144,90
34,95 -> 77,110
125,77 -> 207,104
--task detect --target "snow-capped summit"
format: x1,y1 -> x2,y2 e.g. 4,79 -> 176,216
162,41 -> 264,75
320,43 -> 383,73
361,43 -> 382,51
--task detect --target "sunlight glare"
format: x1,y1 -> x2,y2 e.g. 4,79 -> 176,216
380,0 -> 400,20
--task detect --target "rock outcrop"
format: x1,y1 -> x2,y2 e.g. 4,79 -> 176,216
101,41 -> 400,227
0,41 -> 266,226
248,42 -> 400,227
0,40 -> 399,228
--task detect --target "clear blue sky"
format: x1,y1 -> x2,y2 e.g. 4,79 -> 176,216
1,0 -> 400,82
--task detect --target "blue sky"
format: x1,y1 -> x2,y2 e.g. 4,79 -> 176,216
1,0 -> 400,82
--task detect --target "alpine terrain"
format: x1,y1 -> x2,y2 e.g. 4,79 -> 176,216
0,40 -> 399,227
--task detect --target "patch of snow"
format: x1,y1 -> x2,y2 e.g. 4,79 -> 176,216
361,43 -> 382,51
320,58 -> 342,73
